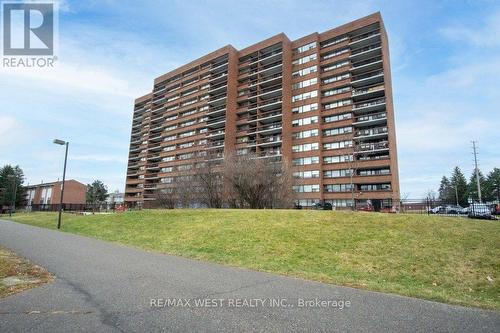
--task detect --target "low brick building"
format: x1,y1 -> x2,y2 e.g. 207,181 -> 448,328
25,180 -> 87,207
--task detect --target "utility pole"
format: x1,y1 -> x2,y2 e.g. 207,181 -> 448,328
455,184 -> 459,206
472,141 -> 482,203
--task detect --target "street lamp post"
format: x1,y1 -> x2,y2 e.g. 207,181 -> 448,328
53,139 -> 69,229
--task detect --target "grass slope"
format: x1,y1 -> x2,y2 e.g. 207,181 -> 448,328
3,210 -> 499,310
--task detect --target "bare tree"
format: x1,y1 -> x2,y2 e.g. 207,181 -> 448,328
223,153 -> 295,209
154,189 -> 176,209
196,164 -> 223,208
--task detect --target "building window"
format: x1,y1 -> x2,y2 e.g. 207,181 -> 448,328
292,65 -> 317,78
292,77 -> 318,90
320,35 -> 349,49
292,129 -> 319,140
293,42 -> 316,54
293,184 -> 320,193
321,47 -> 349,60
292,156 -> 319,166
323,126 -> 352,137
322,72 -> 350,85
323,169 -> 353,178
292,116 -> 319,127
292,53 -> 317,66
323,86 -> 350,97
292,142 -> 319,152
292,90 -> 318,102
359,183 -> 391,191
323,154 -> 353,164
323,140 -> 353,150
323,99 -> 351,110
322,60 -> 349,73
292,103 -> 318,114
293,170 -> 320,179
323,112 -> 352,123
324,184 -> 354,192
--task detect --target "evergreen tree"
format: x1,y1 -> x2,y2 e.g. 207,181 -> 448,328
86,180 -> 109,210
438,176 -> 452,201
484,168 -> 500,202
467,169 -> 487,202
450,167 -> 468,206
0,165 -> 26,208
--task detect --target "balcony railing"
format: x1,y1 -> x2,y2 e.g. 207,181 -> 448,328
350,30 -> 380,44
353,97 -> 386,110
355,126 -> 388,138
352,84 -> 385,96
350,42 -> 381,56
356,141 -> 389,152
351,69 -> 384,83
354,112 -> 387,123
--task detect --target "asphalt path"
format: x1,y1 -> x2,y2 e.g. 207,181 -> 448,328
0,219 -> 498,332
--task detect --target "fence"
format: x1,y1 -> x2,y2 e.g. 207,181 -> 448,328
25,203 -> 122,213
399,199 -> 499,218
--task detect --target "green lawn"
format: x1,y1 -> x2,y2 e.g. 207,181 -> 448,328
2,210 -> 499,310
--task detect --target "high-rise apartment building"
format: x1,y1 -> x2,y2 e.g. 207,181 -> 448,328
125,12 -> 400,210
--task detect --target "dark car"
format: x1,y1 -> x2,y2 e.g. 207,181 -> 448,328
312,202 -> 333,210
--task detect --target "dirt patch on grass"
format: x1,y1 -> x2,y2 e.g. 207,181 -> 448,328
0,248 -> 53,298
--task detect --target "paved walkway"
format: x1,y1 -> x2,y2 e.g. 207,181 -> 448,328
0,219 -> 498,332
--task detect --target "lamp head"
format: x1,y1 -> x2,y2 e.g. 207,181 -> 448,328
53,139 -> 66,145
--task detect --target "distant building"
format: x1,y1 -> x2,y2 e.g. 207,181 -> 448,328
106,190 -> 124,206
25,180 -> 86,208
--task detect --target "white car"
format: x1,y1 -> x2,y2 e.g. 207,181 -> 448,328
468,204 -> 492,219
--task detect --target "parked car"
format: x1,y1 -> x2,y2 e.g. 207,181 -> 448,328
488,204 -> 500,215
468,203 -> 493,219
428,206 -> 443,214
444,205 -> 464,214
429,205 -> 465,215
312,202 -> 333,210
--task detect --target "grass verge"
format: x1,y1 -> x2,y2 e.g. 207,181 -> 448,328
2,210 -> 499,310
0,247 -> 53,298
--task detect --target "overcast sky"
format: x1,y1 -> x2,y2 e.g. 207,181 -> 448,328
1,0 -> 499,198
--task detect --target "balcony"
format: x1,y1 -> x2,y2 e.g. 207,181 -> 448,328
355,141 -> 389,154
349,43 -> 382,62
247,73 -> 283,88
352,84 -> 385,101
349,30 -> 381,48
208,93 -> 227,106
207,152 -> 224,161
257,149 -> 281,158
207,106 -> 226,116
207,129 -> 225,138
209,72 -> 227,84
242,97 -> 283,113
255,124 -> 282,135
240,62 -> 282,79
209,61 -> 228,74
258,135 -> 282,146
351,56 -> 383,75
353,112 -> 387,127
354,126 -> 388,140
207,141 -> 225,149
352,97 -> 386,114
207,116 -> 226,128
351,69 -> 384,87
208,82 -> 227,94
